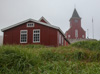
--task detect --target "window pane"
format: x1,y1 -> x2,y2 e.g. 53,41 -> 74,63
33,30 -> 40,43
20,30 -> 27,43
27,23 -> 34,27
75,29 -> 78,38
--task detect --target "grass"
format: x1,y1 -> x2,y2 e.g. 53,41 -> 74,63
0,41 -> 100,74
71,40 -> 100,50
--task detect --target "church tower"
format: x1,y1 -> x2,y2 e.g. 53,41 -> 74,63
65,8 -> 86,39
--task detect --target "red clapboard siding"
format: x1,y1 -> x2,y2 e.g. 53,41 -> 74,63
2,18 -> 70,47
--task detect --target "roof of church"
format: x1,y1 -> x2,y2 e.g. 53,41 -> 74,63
71,8 -> 81,19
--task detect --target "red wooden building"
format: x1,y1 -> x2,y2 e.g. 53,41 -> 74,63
1,17 -> 70,47
65,9 -> 86,39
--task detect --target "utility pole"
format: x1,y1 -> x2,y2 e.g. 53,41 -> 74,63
87,29 -> 89,39
92,17 -> 94,39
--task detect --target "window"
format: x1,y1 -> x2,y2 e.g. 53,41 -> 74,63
62,37 -> 63,45
68,35 -> 70,38
75,20 -> 78,23
75,29 -> 78,38
82,35 -> 84,38
59,34 -> 61,44
27,23 -> 34,27
33,29 -> 40,43
20,30 -> 27,43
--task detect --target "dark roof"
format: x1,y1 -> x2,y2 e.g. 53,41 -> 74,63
71,8 -> 81,19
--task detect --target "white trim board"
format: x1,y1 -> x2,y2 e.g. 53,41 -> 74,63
1,18 -> 59,32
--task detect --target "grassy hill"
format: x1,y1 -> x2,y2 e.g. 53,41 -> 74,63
0,41 -> 100,74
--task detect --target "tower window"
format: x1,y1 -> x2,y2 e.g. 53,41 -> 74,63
75,29 -> 78,38
74,20 -> 78,23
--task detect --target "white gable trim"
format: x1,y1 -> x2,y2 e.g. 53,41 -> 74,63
39,16 -> 51,25
1,18 -> 58,32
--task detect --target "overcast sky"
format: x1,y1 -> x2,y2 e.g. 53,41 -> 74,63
0,0 -> 100,40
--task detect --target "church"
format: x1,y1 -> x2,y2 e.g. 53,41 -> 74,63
65,9 -> 86,39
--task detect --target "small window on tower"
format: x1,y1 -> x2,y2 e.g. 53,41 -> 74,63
75,20 -> 78,23
75,29 -> 78,38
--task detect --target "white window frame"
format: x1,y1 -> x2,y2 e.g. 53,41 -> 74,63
20,30 -> 28,43
59,33 -> 61,44
75,29 -> 78,38
82,35 -> 84,38
57,32 -> 59,45
68,35 -> 70,38
75,19 -> 78,23
33,29 -> 40,43
27,23 -> 34,27
62,37 -> 63,45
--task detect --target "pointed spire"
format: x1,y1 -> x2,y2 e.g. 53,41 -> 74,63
71,8 -> 81,19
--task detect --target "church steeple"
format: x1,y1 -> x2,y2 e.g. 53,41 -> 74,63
69,8 -> 81,27
71,8 -> 81,19
65,8 -> 86,39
